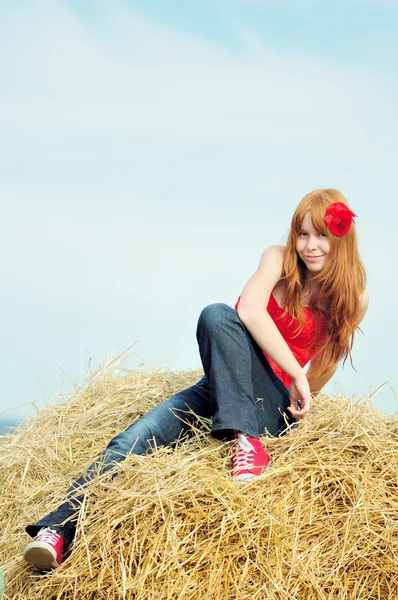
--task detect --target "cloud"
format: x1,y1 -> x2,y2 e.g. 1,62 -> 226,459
244,0 -> 398,5
0,0 -> 395,167
0,0 -> 397,417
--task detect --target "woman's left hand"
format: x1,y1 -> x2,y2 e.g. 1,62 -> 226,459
287,375 -> 312,419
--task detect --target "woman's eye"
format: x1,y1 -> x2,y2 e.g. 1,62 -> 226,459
299,232 -> 307,237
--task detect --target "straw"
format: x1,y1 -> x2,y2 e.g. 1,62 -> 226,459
1,359 -> 397,599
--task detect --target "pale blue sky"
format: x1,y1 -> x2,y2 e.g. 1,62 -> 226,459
1,0 -> 397,426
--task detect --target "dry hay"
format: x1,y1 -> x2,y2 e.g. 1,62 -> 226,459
1,360 -> 398,600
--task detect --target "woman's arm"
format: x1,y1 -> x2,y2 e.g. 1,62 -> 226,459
238,246 -> 313,419
307,364 -> 339,394
307,289 -> 370,394
237,245 -> 305,383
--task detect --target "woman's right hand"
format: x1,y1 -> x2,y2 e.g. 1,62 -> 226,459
287,374 -> 312,419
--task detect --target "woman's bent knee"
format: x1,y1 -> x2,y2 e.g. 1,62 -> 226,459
197,303 -> 235,332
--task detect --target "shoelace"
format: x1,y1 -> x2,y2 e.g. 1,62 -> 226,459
233,434 -> 257,472
37,527 -> 61,545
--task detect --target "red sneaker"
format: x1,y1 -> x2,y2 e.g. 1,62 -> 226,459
232,433 -> 271,483
23,527 -> 64,570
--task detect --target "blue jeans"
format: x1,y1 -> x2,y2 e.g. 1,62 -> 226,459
26,304 -> 295,547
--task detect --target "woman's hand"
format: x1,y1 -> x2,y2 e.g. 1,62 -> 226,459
287,374 -> 312,419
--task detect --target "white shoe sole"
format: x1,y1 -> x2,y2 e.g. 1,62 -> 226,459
232,460 -> 272,486
23,542 -> 60,570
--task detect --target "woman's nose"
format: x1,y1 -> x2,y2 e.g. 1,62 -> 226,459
306,236 -> 318,250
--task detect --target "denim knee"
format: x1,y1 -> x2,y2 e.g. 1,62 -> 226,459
197,303 -> 235,334
103,420 -> 157,459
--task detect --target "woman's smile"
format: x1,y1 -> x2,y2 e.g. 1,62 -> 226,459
296,213 -> 331,271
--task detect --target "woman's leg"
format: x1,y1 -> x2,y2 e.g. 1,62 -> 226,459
26,303 -> 294,559
25,378 -> 211,548
196,303 -> 295,440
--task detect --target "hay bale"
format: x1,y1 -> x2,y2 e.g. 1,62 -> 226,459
1,361 -> 398,599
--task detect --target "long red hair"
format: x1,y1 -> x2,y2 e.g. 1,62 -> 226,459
280,188 -> 366,376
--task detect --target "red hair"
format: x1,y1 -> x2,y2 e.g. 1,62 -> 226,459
280,189 -> 366,376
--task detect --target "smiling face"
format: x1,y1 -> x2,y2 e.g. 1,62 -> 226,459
296,212 -> 331,275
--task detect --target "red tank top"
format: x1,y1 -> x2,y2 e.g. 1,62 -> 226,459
234,294 -> 328,388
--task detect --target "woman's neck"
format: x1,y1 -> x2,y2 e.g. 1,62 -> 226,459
302,279 -> 329,312
302,278 -> 322,304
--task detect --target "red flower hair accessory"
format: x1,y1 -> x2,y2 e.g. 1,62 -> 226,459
323,202 -> 357,237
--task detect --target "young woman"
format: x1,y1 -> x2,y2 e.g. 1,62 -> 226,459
23,188 -> 368,571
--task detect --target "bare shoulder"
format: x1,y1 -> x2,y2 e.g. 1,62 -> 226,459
360,289 -> 369,310
258,245 -> 286,267
238,246 -> 286,318
358,289 -> 369,323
